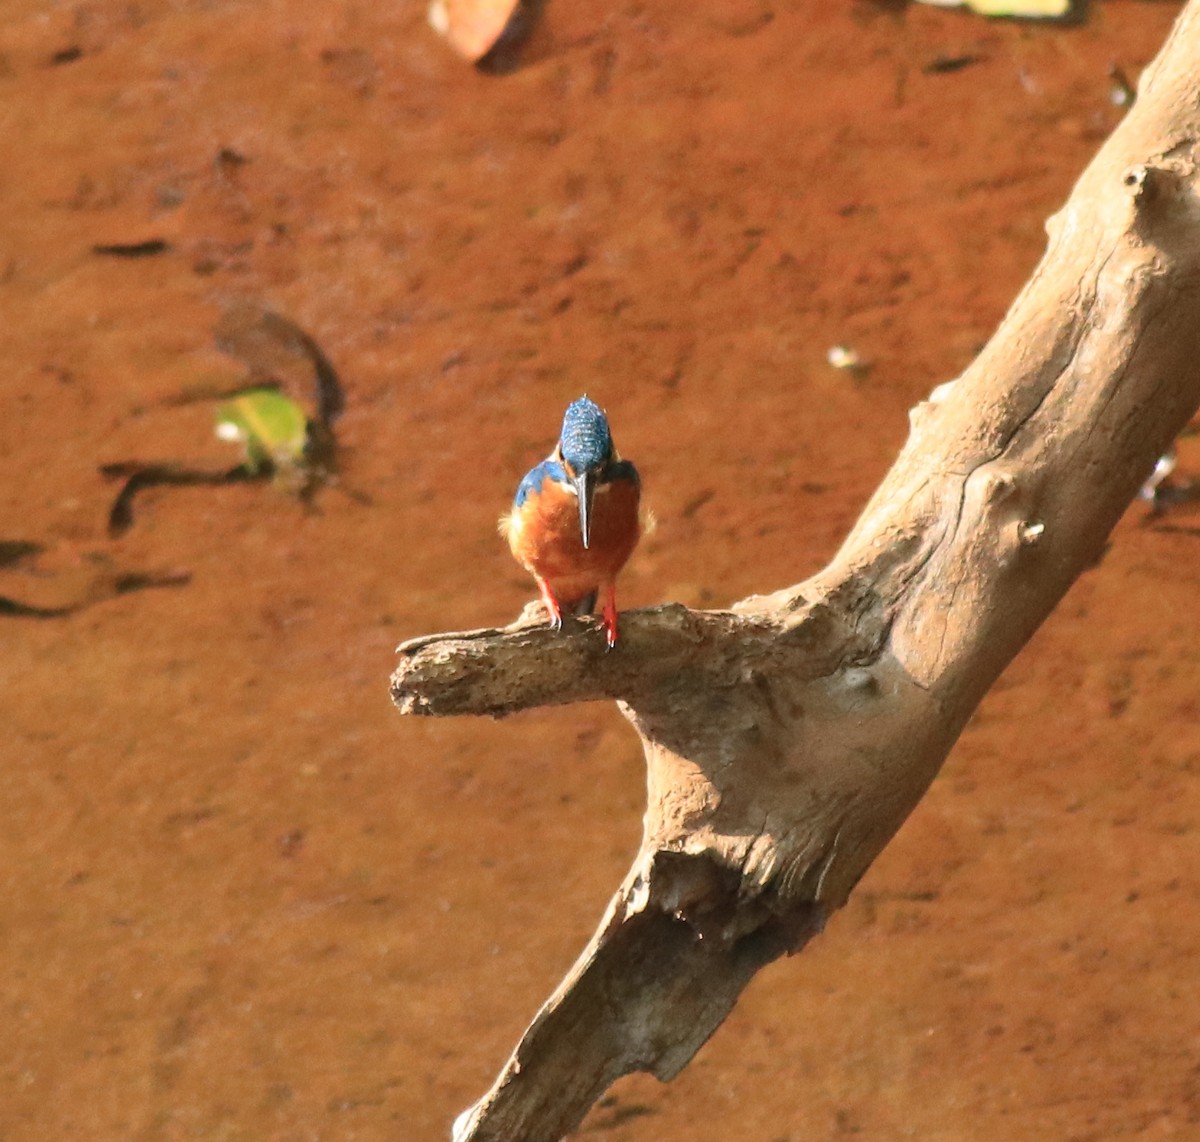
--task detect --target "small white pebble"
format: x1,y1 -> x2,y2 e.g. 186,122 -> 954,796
826,344 -> 862,370
1139,450 -> 1176,501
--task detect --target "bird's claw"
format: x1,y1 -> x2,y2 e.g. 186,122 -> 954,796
600,613 -> 618,650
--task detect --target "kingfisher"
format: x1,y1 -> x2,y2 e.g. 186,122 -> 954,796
501,396 -> 642,647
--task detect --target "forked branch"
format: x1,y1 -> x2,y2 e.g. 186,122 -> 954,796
392,6 -> 1200,1138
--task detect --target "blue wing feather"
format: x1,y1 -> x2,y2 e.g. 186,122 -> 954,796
512,457 -> 636,509
513,459 -> 568,508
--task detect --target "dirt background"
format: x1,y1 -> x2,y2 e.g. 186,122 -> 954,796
2,1 -> 1199,1139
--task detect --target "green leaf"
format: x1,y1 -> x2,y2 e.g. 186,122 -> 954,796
214,388 -> 309,477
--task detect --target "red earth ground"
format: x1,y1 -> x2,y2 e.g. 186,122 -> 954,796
2,2 -> 1198,1139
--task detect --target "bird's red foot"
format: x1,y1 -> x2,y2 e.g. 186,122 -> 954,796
600,583 -> 619,649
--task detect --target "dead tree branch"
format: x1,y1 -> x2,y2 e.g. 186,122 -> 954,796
392,5 -> 1200,1138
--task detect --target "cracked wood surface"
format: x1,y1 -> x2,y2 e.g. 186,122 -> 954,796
392,6 -> 1200,1139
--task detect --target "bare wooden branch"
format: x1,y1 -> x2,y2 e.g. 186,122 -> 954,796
391,5 -> 1200,1138
393,598 -> 857,717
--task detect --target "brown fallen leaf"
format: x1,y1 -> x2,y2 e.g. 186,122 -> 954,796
428,0 -> 543,65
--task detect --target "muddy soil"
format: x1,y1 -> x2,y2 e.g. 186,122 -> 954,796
2,2 -> 1197,1139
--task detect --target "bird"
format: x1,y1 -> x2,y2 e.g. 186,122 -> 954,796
501,396 -> 642,648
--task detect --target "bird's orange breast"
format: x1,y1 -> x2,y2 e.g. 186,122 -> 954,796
506,477 -> 640,606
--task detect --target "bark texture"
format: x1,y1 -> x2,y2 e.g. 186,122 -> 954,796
392,7 -> 1200,1138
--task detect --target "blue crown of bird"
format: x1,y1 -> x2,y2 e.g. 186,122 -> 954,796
501,396 -> 643,647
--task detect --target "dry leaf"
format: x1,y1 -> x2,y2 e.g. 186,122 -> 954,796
428,0 -> 534,63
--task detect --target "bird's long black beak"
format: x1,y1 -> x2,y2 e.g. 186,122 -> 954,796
573,468 -> 598,549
